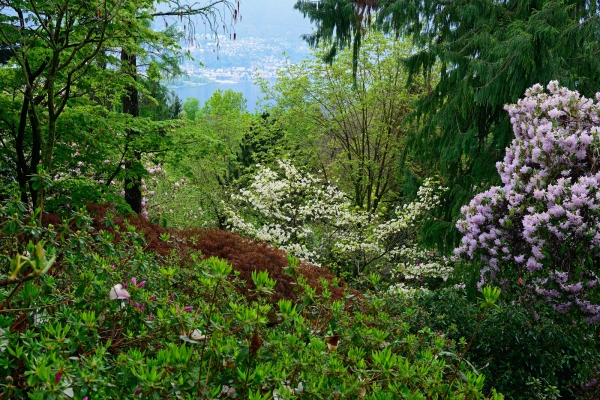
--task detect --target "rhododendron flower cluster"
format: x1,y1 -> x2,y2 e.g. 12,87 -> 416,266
455,81 -> 600,322
225,160 -> 449,282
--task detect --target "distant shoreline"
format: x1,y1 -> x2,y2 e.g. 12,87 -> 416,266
168,79 -> 274,113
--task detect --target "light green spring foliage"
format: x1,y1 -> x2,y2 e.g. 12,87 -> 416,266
183,97 -> 200,121
154,89 -> 253,228
262,31 -> 425,213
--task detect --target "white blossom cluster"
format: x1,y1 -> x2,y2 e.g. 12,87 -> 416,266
224,160 -> 349,262
387,282 -> 431,297
225,160 -> 450,282
393,246 -> 453,281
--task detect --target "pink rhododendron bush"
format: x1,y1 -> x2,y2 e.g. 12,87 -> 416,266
455,81 -> 600,322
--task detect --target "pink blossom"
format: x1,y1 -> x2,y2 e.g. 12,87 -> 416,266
109,284 -> 130,300
183,306 -> 193,312
456,82 -> 600,322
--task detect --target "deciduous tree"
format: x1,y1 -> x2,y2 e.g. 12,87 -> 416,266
265,31 -> 423,213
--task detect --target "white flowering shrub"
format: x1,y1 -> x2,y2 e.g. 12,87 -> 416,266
224,160 -> 349,262
225,160 -> 450,284
455,81 -> 600,322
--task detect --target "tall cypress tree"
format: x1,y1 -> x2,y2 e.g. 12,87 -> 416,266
295,0 -> 600,250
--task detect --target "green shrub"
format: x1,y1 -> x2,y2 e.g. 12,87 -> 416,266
44,177 -> 133,217
0,197 -> 501,399
413,288 -> 600,399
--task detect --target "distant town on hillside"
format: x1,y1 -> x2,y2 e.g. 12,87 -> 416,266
163,0 -> 313,90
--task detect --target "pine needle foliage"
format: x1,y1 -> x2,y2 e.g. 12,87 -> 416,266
294,0 -> 600,250
294,0 -> 377,76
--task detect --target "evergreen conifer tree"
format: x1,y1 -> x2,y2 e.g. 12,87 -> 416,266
295,0 -> 600,249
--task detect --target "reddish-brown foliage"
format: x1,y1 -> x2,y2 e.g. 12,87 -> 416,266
175,228 -> 349,303
42,204 -> 350,304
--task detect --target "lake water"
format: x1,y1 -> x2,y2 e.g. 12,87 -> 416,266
169,80 -> 271,113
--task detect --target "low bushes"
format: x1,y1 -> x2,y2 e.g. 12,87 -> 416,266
0,196 -> 499,399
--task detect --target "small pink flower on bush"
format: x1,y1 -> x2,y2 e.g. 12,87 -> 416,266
183,306 -> 193,312
109,284 -> 130,300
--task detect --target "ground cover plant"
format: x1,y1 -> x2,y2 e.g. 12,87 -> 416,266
0,196 -> 502,399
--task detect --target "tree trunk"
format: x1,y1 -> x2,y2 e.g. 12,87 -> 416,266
121,49 -> 142,214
